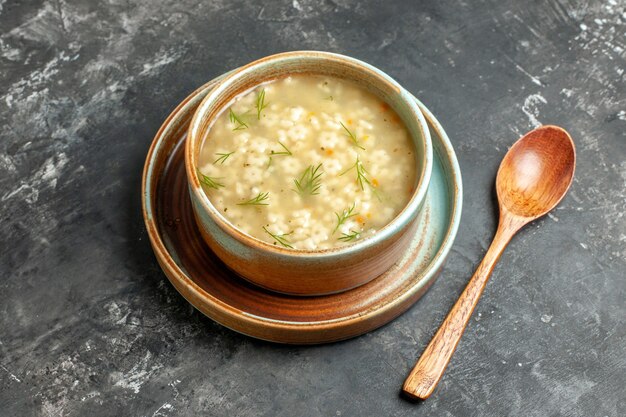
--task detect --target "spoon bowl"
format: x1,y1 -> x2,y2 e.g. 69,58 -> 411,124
497,125 -> 576,219
403,125 -> 576,400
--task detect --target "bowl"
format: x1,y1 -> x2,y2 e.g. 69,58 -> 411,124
185,51 -> 433,296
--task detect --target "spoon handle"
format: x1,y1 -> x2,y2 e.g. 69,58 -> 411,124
402,214 -> 524,400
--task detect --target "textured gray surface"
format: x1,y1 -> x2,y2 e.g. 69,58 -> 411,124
1,0 -> 625,416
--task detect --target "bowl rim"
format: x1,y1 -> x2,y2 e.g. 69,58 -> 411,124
185,50 -> 433,258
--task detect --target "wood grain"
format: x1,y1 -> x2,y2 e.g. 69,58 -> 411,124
402,209 -> 524,399
402,125 -> 575,400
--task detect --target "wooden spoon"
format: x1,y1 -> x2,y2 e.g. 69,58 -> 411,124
402,125 -> 576,400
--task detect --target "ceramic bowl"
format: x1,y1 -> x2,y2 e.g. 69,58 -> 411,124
185,51 -> 433,296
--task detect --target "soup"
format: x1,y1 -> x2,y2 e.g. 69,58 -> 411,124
197,75 -> 417,250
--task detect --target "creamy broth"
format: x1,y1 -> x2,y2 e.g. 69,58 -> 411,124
197,75 -> 417,250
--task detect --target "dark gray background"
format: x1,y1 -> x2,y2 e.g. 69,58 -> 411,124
1,0 -> 624,416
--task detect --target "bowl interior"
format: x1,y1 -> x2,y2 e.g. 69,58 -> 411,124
186,51 -> 432,255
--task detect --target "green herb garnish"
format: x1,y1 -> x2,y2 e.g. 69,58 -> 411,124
198,171 -> 224,189
263,226 -> 293,249
255,88 -> 268,120
268,141 -> 292,168
270,141 -> 292,156
294,163 -> 323,196
338,230 -> 361,242
236,192 -> 269,206
333,202 -> 359,234
213,151 -> 235,165
325,95 -> 334,101
229,108 -> 248,130
340,121 -> 365,150
340,156 -> 371,190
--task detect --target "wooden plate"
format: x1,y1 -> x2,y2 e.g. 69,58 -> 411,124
142,77 -> 463,344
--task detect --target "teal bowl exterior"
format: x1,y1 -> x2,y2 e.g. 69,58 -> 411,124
185,51 -> 433,295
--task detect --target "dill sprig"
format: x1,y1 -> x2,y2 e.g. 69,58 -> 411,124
267,141 -> 292,168
270,141 -> 292,156
333,202 -> 359,234
213,151 -> 235,165
255,88 -> 268,120
294,163 -> 323,196
229,108 -> 248,131
262,226 -> 294,249
340,121 -> 365,150
338,230 -> 361,242
236,192 -> 269,206
198,171 -> 224,189
340,156 -> 371,191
